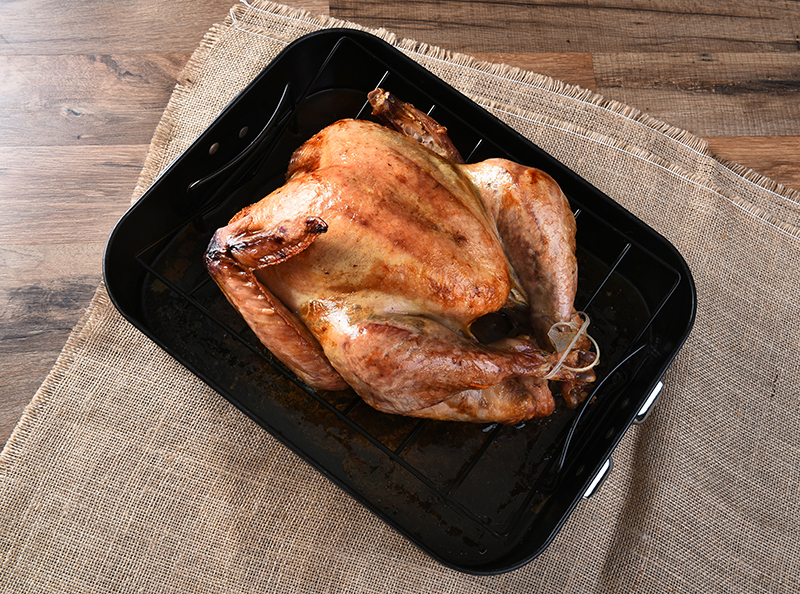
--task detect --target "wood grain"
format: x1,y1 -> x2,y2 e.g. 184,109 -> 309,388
593,52 -> 800,137
330,0 -> 800,53
469,53 -> 597,91
0,244 -> 105,443
1,0 -> 798,448
0,54 -> 188,146
707,136 -> 800,191
0,0 -> 238,54
0,146 -> 147,243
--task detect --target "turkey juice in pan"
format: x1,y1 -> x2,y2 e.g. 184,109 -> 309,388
204,89 -> 600,425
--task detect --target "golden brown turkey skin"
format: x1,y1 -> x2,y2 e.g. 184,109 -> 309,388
205,91 -> 595,424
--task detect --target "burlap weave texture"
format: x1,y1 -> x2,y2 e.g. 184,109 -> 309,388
1,2 -> 799,592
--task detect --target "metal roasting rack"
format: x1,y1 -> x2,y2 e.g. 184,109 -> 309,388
105,30 -> 696,574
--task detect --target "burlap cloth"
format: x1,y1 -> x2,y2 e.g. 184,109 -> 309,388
2,2 -> 799,592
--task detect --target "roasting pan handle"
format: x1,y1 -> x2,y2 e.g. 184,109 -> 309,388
549,341 -> 649,481
186,82 -> 293,196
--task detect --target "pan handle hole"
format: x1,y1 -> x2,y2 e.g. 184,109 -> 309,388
209,142 -> 219,155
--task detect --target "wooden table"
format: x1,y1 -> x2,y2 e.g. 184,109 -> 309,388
1,0 -> 798,447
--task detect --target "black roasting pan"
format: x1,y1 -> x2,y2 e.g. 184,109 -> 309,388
103,30 -> 696,574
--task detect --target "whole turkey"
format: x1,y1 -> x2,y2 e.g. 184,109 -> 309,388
204,89 -> 598,424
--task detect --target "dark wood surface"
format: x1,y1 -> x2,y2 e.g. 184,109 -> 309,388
1,0 -> 798,447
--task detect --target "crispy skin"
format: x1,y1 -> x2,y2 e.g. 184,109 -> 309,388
462,159 -> 577,344
205,91 -> 595,423
205,215 -> 347,391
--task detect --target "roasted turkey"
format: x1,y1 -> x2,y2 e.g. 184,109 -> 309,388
205,89 -> 597,424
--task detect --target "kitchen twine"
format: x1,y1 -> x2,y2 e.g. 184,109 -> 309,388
1,2 -> 799,593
